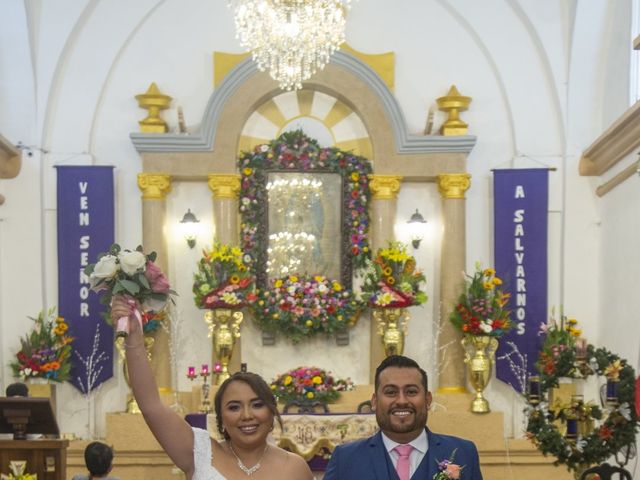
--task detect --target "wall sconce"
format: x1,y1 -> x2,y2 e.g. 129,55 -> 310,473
179,209 -> 200,248
407,209 -> 427,249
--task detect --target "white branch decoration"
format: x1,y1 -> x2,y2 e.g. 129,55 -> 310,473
496,340 -> 528,394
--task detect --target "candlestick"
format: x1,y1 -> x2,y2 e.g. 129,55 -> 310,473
201,364 -> 209,376
187,366 -> 196,380
214,362 -> 222,374
528,376 -> 541,405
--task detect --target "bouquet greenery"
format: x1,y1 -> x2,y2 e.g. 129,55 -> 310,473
193,242 -> 255,309
10,308 -> 74,382
270,366 -> 354,404
361,242 -> 427,308
449,264 -> 512,337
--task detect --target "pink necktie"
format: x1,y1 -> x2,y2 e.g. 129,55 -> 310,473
394,444 -> 414,480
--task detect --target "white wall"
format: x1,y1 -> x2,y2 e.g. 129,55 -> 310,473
0,0 -> 636,448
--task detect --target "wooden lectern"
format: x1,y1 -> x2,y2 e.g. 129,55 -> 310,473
0,397 -> 68,480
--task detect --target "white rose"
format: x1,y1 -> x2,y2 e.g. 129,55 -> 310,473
480,323 -> 493,334
91,255 -> 118,280
118,250 -> 147,275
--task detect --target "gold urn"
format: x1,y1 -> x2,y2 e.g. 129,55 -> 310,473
462,334 -> 498,413
372,308 -> 408,357
204,309 -> 243,384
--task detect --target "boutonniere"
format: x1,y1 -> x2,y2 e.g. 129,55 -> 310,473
433,449 -> 463,480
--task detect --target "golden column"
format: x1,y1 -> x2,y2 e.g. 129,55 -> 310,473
207,174 -> 242,374
437,173 -> 471,393
368,174 -> 402,382
137,173 -> 173,395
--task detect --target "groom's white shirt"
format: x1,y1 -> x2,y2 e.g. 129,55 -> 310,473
381,429 -> 429,478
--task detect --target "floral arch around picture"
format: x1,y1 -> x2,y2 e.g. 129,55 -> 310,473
10,307 -> 74,382
525,316 -> 640,479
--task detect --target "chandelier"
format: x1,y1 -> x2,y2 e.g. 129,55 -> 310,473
228,0 -> 353,91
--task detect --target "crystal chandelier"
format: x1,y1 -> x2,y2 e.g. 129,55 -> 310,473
229,0 -> 353,91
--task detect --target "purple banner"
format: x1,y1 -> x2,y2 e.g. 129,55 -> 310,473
56,166 -> 114,393
493,169 -> 548,393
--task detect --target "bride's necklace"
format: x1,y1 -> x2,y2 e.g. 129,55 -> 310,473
227,442 -> 268,476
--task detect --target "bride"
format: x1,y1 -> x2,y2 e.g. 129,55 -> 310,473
113,297 -> 313,480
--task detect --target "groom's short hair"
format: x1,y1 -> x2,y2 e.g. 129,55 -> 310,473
374,355 -> 429,392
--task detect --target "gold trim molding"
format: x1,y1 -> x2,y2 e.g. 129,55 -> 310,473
137,173 -> 172,200
580,101 -> 640,176
208,174 -> 241,199
437,173 -> 471,199
370,175 -> 402,200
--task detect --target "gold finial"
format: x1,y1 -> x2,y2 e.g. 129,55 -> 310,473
208,174 -> 241,199
370,175 -> 403,200
137,173 -> 172,199
437,173 -> 471,199
135,83 -> 172,133
436,85 -> 472,136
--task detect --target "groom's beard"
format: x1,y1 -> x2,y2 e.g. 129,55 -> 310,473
376,403 -> 428,438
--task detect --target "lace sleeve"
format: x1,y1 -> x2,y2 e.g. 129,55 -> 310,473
191,427 -> 212,479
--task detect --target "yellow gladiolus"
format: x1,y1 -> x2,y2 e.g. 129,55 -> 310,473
275,279 -> 283,288
312,376 -> 322,384
492,277 -> 503,286
243,167 -> 253,176
283,375 -> 293,386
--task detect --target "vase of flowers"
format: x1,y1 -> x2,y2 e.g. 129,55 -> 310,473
270,366 -> 354,406
449,265 -> 512,413
193,242 -> 254,380
10,308 -> 73,383
193,242 -> 255,309
361,242 -> 427,356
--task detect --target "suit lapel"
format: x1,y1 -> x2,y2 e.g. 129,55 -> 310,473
420,429 -> 442,479
369,432 -> 397,480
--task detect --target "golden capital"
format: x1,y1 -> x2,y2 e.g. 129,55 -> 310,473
437,173 -> 471,199
370,175 -> 403,200
208,174 -> 241,199
137,173 -> 172,200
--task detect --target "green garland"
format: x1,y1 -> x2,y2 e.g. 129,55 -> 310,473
526,344 -> 639,474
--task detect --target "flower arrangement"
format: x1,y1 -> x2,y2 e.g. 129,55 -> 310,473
270,366 -> 354,404
433,450 -> 463,480
10,308 -> 74,382
84,243 -> 175,337
239,130 -> 372,284
193,242 -> 255,309
449,264 -> 511,337
361,242 -> 427,308
536,315 -> 583,389
251,275 -> 360,343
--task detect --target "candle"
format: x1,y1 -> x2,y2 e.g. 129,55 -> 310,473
606,378 -> 619,405
528,376 -> 541,405
201,364 -> 209,375
565,417 -> 578,441
575,338 -> 587,360
187,366 -> 196,378
214,362 -> 222,373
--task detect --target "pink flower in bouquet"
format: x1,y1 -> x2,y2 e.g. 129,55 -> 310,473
145,261 -> 170,293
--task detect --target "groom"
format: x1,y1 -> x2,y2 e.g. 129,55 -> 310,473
324,355 -> 483,480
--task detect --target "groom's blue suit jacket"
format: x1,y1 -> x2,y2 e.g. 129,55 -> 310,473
324,428 -> 483,480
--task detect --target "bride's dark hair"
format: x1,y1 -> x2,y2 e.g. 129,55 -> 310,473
214,371 -> 283,440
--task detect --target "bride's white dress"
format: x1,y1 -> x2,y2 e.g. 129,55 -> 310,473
191,427 -> 227,480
